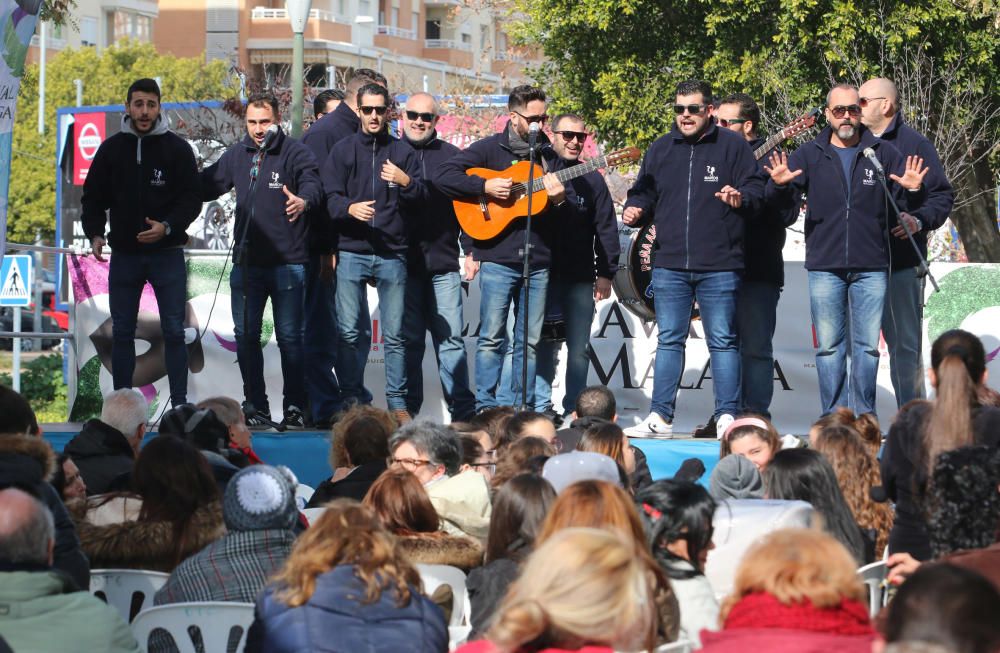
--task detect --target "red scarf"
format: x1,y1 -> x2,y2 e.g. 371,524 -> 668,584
724,592 -> 874,636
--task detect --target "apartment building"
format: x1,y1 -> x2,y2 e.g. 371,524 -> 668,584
28,0 -> 159,62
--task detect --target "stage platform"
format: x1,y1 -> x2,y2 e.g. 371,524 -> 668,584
43,425 -> 722,489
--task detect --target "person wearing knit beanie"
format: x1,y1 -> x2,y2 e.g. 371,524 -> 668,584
710,454 -> 765,501
223,465 -> 299,532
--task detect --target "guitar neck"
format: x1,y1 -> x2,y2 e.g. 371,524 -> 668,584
526,156 -> 607,192
753,131 -> 787,161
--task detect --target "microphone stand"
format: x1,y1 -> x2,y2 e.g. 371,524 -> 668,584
518,128 -> 538,411
871,164 -> 940,293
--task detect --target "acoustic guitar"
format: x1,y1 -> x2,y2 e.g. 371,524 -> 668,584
752,107 -> 822,160
454,147 -> 641,241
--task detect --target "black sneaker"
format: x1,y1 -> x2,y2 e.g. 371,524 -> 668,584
693,415 -> 717,439
281,406 -> 306,430
542,408 -> 565,429
242,402 -> 274,430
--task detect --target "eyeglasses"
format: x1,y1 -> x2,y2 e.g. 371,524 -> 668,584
360,105 -> 388,116
470,462 -> 496,475
718,118 -> 747,127
554,130 -> 588,143
859,96 -> 885,108
828,105 -> 862,118
387,456 -> 434,471
674,104 -> 707,115
514,111 -> 548,124
405,110 -> 436,122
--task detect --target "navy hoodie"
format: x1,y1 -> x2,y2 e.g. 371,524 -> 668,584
433,125 -> 557,270
744,137 -> 801,286
81,115 -> 201,252
402,131 -> 465,275
625,122 -> 765,271
549,156 -> 620,283
767,125 -> 916,271
875,114 -> 955,270
302,102 -> 361,255
322,129 -> 423,255
200,128 -> 323,266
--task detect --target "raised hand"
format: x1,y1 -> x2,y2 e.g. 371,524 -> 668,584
890,155 -> 928,191
763,151 -> 802,186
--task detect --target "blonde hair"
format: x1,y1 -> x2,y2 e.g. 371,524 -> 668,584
719,528 -> 865,623
271,500 -> 420,608
487,528 -> 656,653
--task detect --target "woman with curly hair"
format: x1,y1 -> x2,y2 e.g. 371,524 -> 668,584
246,499 -> 447,653
813,424 -> 894,558
809,408 -> 882,458
308,405 -> 395,506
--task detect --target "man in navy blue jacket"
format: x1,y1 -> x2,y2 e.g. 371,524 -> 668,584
535,113 -> 619,418
766,83 -> 928,417
201,94 -> 322,428
322,83 -> 423,423
624,80 -> 765,438
399,93 -> 476,421
433,85 -> 562,412
82,78 -> 201,408
300,70 -> 385,426
860,77 -> 955,408
715,93 -> 801,421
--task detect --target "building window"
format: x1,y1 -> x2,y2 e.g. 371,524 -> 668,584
80,16 -> 98,46
412,10 -> 419,32
461,32 -> 471,45
108,10 -> 153,43
391,7 -> 399,26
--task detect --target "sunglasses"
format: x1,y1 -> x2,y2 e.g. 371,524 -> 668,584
718,118 -> 747,127
674,104 -> 707,115
829,105 -> 861,118
514,110 -> 548,124
554,130 -> 588,143
405,110 -> 436,122
360,105 -> 388,116
859,96 -> 885,108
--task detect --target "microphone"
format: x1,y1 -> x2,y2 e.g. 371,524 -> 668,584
259,124 -> 279,150
528,121 -> 539,147
863,147 -> 885,177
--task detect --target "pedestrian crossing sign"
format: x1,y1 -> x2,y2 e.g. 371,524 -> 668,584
0,255 -> 32,307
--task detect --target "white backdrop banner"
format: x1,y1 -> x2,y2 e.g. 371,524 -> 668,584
67,254 -> 1000,433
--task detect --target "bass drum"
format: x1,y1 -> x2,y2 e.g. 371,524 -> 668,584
612,224 -> 657,322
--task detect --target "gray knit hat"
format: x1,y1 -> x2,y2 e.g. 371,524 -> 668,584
223,464 -> 299,531
709,454 -> 765,501
542,451 -> 622,494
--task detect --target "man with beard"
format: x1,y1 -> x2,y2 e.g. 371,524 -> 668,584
399,93 -> 476,421
766,83 -> 928,416
322,83 -> 423,423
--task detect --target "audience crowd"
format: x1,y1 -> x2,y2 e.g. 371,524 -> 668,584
1,328 -> 999,652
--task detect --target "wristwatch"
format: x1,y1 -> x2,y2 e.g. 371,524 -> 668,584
162,222 -> 172,236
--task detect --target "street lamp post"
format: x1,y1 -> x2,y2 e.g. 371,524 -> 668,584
286,0 -> 313,138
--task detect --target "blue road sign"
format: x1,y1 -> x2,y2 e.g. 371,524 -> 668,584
0,255 -> 32,307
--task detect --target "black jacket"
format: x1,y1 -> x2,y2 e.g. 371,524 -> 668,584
306,461 -> 386,506
876,114 -> 955,270
302,101 -> 362,255
744,137 -> 800,286
322,130 -> 423,255
81,116 -> 201,252
201,128 -> 323,266
625,122 -> 765,271
767,125 -> 916,271
403,132 -> 465,275
549,157 -> 620,283
433,126 -> 557,270
63,419 -> 135,496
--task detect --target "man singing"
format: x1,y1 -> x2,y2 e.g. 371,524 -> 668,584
322,83 -> 423,424
434,85 -> 562,412
766,83 -> 927,416
82,78 -> 201,408
859,77 -> 954,407
624,80 -> 764,438
399,93 -> 476,421
201,94 -> 322,428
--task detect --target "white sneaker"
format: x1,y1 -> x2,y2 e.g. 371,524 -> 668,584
716,413 -> 735,440
630,412 -> 673,439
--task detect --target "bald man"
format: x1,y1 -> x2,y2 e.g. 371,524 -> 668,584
859,77 -> 955,407
399,93 -> 476,421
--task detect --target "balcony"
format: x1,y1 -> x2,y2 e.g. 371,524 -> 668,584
252,7 -> 351,23
376,24 -> 416,39
249,7 -> 352,44
493,51 -> 525,62
423,38 -> 473,67
425,38 -> 472,51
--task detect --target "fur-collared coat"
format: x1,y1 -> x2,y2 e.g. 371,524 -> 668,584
0,434 -> 90,588
70,499 -> 225,573
395,531 -> 484,572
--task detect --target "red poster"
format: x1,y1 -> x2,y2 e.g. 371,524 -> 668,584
73,113 -> 106,185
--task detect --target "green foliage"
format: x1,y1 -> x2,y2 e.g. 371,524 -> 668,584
0,353 -> 68,420
8,41 -> 235,244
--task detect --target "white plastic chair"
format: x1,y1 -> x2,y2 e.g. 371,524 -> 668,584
294,483 -> 315,510
90,569 -> 170,623
653,641 -> 694,653
415,563 -> 471,628
301,507 -> 326,525
131,601 -> 255,653
858,560 -> 889,618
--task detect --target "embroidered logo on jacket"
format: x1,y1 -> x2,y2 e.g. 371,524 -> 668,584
150,169 -> 165,186
269,171 -> 282,190
863,168 -> 876,186
704,165 -> 719,183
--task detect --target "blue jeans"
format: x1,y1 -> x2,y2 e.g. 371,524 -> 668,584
882,266 -> 926,407
537,280 -> 595,414
651,269 -> 741,421
335,251 -> 408,410
108,248 -> 188,406
737,281 -> 781,417
477,262 -> 548,410
403,270 -> 476,420
809,269 -> 888,416
230,263 -> 307,413
303,255 -> 341,422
